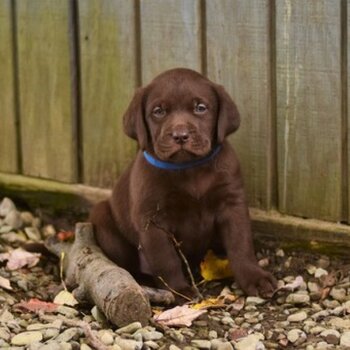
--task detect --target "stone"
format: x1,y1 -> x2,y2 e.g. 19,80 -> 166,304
55,328 -> 80,342
4,210 -> 23,229
235,333 -> 265,350
320,329 -> 340,345
24,227 -> 42,241
328,317 -> 350,329
43,328 -> 60,340
287,311 -> 308,322
314,268 -> 328,278
37,342 -> 61,350
91,305 -> 107,324
190,339 -> 211,349
275,249 -> 285,257
144,340 -> 159,349
330,287 -> 347,302
169,345 -> 182,350
309,326 -> 326,335
340,331 -> 350,347
208,330 -> 218,339
308,281 -> 320,293
11,331 -> 43,345
317,256 -> 330,269
211,339 -> 234,350
20,211 -> 35,226
287,329 -> 306,344
0,327 -> 10,341
0,198 -> 16,217
246,297 -> 266,305
115,321 -> 142,335
286,293 -> 310,305
114,338 -> 142,350
81,344 -> 93,350
144,331 -> 163,341
99,330 -> 114,345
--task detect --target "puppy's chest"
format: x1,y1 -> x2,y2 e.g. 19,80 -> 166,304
153,192 -> 216,253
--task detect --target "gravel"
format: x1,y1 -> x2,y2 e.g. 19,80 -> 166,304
1,196 -> 350,349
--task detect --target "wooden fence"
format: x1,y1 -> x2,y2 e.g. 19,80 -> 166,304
1,0 -> 350,232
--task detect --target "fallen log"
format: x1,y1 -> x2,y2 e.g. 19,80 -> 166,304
47,222 -> 153,327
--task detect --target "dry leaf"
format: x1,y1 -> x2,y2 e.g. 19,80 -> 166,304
57,230 -> 74,242
272,275 -> 304,297
0,248 -> 41,270
282,275 -> 304,291
200,250 -> 233,281
154,305 -> 207,327
15,298 -> 59,313
54,290 -> 78,306
0,275 -> 12,290
192,297 -> 226,310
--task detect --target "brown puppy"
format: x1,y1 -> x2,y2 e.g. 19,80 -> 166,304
89,68 -> 276,300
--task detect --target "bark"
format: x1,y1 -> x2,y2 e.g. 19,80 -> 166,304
48,222 -> 152,327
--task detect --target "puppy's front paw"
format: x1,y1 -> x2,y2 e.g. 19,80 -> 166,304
235,263 -> 277,298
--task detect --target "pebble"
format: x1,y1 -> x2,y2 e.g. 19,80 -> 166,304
4,210 -> 23,229
235,333 -> 265,350
191,339 -> 211,349
211,340 -> 233,350
314,268 -> 328,278
0,197 -> 16,217
55,327 -> 80,342
286,293 -> 310,304
99,330 -> 114,345
287,311 -> 308,322
287,329 -> 306,345
320,329 -> 340,345
11,331 -> 43,345
116,321 -> 143,335
330,287 -> 347,302
169,345 -> 182,350
24,226 -> 42,241
144,340 -> 159,349
245,297 -> 266,305
340,331 -> 350,347
114,338 -> 143,350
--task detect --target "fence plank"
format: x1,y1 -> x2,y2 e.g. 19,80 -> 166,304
206,0 -> 272,209
16,0 -> 77,182
79,0 -> 137,188
141,0 -> 201,84
0,0 -> 18,173
276,0 -> 342,221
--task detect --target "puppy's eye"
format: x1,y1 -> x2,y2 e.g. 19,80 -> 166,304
152,106 -> 166,119
194,103 -> 207,115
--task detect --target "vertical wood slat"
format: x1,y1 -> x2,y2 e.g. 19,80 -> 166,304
140,0 -> 202,84
276,0 -> 342,221
0,0 -> 18,173
16,0 -> 77,182
79,0 -> 137,188
206,0 -> 273,209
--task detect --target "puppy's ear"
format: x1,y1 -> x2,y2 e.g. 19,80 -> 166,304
123,87 -> 148,149
215,84 -> 240,143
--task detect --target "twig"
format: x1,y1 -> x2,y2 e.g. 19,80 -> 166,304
157,276 -> 192,302
167,233 -> 203,300
38,313 -> 107,350
59,251 -> 67,291
149,219 -> 203,300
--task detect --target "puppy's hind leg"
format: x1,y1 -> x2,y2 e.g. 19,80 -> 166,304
89,200 -> 139,272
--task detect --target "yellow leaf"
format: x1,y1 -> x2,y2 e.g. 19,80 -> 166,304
200,250 -> 233,281
191,297 -> 225,310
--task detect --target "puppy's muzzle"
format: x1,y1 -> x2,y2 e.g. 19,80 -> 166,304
172,126 -> 190,145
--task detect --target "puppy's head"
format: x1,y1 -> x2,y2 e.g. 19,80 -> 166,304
123,68 -> 240,162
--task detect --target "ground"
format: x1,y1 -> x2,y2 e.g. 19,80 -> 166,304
1,197 -> 350,350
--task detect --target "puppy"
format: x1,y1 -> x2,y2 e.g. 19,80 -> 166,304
89,68 -> 276,300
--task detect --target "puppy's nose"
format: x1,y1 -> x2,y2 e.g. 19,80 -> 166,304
172,130 -> 190,144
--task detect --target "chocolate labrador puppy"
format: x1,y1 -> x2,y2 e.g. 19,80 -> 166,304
89,68 -> 276,300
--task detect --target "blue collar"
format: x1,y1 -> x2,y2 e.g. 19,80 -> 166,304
143,145 -> 222,171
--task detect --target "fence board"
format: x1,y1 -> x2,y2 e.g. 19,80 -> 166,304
206,0 -> 272,209
140,0 -> 201,84
0,0 -> 18,173
276,0 -> 342,221
79,0 -> 137,188
16,0 -> 77,182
